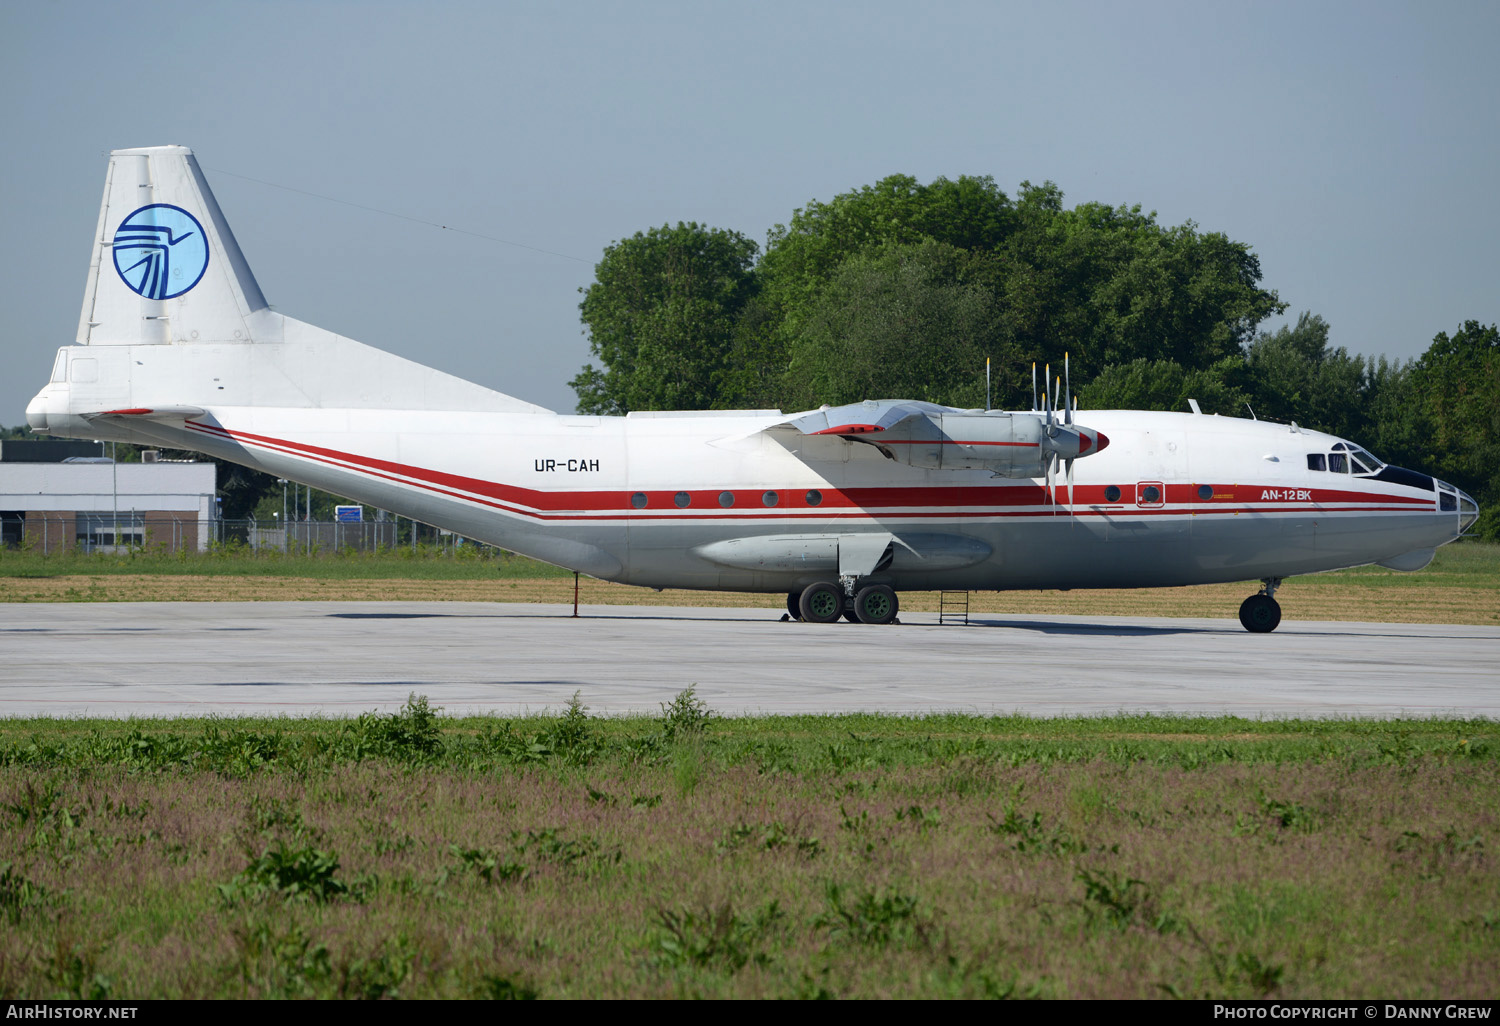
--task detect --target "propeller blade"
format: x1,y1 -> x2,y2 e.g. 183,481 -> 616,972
1064,352 -> 1072,426
1031,363 -> 1038,413
1066,456 -> 1075,516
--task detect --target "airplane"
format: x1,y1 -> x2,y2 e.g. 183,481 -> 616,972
25,146 -> 1480,632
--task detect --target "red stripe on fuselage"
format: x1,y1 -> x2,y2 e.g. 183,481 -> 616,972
184,421 -> 1436,523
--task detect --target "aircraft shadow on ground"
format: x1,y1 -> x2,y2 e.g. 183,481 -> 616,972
321,611 -> 1470,641
967,618 -> 1206,637
326,611 -> 775,624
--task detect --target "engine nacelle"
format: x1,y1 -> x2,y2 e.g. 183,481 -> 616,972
865,412 -> 1108,478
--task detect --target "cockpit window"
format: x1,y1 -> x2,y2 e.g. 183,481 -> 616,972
1348,448 -> 1383,474
1309,443 -> 1385,475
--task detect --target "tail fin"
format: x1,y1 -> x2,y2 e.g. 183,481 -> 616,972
78,145 -> 269,346
60,145 -> 553,415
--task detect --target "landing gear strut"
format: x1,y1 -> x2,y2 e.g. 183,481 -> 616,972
1238,578 -> 1283,633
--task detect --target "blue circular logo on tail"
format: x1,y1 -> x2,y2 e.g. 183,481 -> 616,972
112,203 -> 209,300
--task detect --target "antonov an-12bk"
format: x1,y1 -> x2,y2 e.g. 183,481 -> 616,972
25,147 -> 1479,631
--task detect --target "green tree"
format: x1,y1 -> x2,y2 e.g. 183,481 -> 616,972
1408,320 -> 1500,539
1242,312 -> 1370,438
758,174 -> 1015,313
1076,356 -> 1249,416
574,174 -> 1287,414
995,184 -> 1284,375
571,223 -> 758,414
782,240 -> 1007,409
748,175 -> 1283,408
743,175 -> 1015,406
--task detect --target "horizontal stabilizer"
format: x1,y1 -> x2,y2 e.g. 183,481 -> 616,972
81,405 -> 206,421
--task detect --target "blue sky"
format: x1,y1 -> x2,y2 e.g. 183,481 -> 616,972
2,0 -> 1496,421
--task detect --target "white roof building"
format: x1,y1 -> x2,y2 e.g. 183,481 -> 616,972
0,460 -> 216,552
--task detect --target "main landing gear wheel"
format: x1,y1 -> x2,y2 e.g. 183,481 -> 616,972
1239,594 -> 1282,633
786,592 -> 803,621
798,581 -> 844,624
853,584 -> 899,625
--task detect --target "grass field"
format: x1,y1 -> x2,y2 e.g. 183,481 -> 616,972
1,540 -> 1497,625
0,697 -> 1496,999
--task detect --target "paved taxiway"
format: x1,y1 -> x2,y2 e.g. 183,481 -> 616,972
2,602 -> 1496,718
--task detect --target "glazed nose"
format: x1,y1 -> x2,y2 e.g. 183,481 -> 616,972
1457,489 -> 1479,534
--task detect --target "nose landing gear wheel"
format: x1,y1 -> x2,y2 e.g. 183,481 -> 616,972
853,584 -> 899,625
798,581 -> 845,624
1239,594 -> 1282,633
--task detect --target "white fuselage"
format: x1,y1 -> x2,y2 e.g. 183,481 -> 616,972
26,340 -> 1469,595
24,144 -> 1476,607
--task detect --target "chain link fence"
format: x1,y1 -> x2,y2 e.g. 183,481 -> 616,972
6,514 -> 453,555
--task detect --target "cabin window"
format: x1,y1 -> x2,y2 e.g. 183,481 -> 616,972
718,491 -> 735,508
1307,454 -> 1326,471
1328,453 -> 1349,473
630,492 -> 648,509
805,490 -> 823,506
1137,483 -> 1164,506
1104,485 -> 1122,503
1198,484 -> 1214,501
674,491 -> 690,508
762,491 -> 779,507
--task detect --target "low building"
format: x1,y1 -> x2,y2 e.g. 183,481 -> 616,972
0,443 -> 216,553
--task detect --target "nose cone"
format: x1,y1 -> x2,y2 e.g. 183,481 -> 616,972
1458,489 -> 1480,534
1074,430 -> 1109,456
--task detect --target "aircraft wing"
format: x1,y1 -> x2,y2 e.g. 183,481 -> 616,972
764,399 -> 1108,477
770,400 -> 955,438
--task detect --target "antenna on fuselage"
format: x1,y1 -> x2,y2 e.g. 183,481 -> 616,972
1245,402 -> 1258,421
986,356 -> 991,412
1031,362 -> 1038,413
